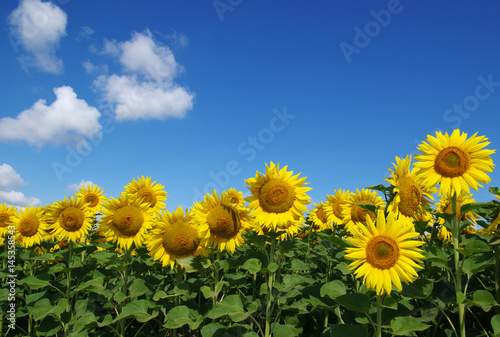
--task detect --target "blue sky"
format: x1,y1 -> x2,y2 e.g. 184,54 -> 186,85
1,0 -> 500,211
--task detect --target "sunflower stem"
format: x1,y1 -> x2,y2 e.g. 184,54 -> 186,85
451,193 -> 466,337
495,245 -> 500,316
376,294 -> 383,337
265,235 -> 277,337
213,249 -> 221,305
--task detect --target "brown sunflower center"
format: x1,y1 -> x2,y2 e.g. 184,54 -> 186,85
162,221 -> 200,256
20,216 -> 39,237
434,147 -> 470,178
259,178 -> 295,213
351,201 -> 376,224
59,207 -> 85,232
206,205 -> 241,238
333,201 -> 344,220
316,206 -> 328,223
137,188 -> 156,207
112,205 -> 144,236
84,193 -> 99,207
0,213 -> 11,228
366,235 -> 399,270
398,177 -> 421,217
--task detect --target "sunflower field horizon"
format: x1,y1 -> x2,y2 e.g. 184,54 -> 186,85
1,129 -> 500,337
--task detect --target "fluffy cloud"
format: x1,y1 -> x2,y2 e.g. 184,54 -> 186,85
0,164 -> 40,207
67,179 -> 93,192
95,30 -> 194,121
0,164 -> 27,190
8,0 -> 67,73
0,86 -> 102,147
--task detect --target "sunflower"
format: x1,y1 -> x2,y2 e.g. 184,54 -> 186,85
0,203 -> 18,241
344,210 -> 425,295
76,183 -> 107,213
483,194 -> 500,236
193,190 -> 252,253
325,189 -> 352,226
385,155 -> 436,220
14,206 -> 49,248
124,176 -> 167,212
414,129 -> 495,197
222,188 -> 246,208
100,194 -> 154,250
309,202 -> 332,231
341,188 -> 385,230
255,217 -> 304,240
48,197 -> 94,243
435,192 -> 479,242
245,162 -> 312,231
147,206 -> 209,268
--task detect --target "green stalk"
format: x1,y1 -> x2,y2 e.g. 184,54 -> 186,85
213,249 -> 221,305
495,246 -> 500,316
451,193 -> 466,337
376,294 -> 383,337
265,236 -> 277,337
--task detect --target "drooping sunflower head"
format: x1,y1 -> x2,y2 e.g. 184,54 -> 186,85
222,188 -> 246,208
342,188 -> 385,230
48,197 -> 94,243
75,183 -> 107,213
100,194 -> 154,250
385,155 -> 436,220
0,203 -> 18,238
309,202 -> 332,231
344,210 -> 425,295
435,192 -> 480,241
147,206 -> 209,269
15,206 -> 48,248
193,190 -> 252,253
245,162 -> 312,231
124,176 -> 168,212
414,129 -> 495,197
325,189 -> 352,226
483,194 -> 500,236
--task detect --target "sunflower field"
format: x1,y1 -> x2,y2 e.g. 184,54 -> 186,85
1,129 -> 500,337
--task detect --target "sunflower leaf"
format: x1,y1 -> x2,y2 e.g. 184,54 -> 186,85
329,324 -> 368,337
242,258 -> 262,274
390,316 -> 431,334
491,314 -> 500,336
466,290 -> 499,312
334,293 -> 370,313
164,305 -> 202,330
458,239 -> 491,257
320,280 -> 346,299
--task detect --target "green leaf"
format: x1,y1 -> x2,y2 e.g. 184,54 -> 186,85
401,279 -> 433,299
18,275 -> 50,290
164,305 -> 202,330
382,295 -> 398,310
329,324 -> 368,337
458,239 -> 491,257
242,258 -> 262,274
72,312 -> 97,333
128,278 -> 149,298
290,259 -> 309,271
36,316 -> 63,336
462,253 -> 494,276
390,316 -> 431,335
334,293 -> 370,313
320,280 -> 346,299
29,298 -> 67,321
424,246 -> 450,267
29,253 -> 57,262
206,294 -> 252,322
267,262 -> 279,273
74,276 -> 105,292
272,322 -> 302,337
115,300 -> 158,323
491,314 -> 500,337
466,290 -> 498,312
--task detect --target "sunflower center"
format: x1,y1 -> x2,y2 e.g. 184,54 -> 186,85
0,213 -> 10,228
162,221 -> 200,256
206,205 -> 241,238
333,202 -> 344,220
59,207 -> 85,232
351,201 -> 376,224
20,217 -> 39,237
259,178 -> 295,213
434,147 -> 470,178
84,194 -> 99,207
137,188 -> 157,207
366,236 -> 399,270
398,177 -> 421,217
316,207 -> 328,223
112,205 -> 144,236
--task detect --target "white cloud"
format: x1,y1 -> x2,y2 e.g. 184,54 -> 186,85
0,190 -> 41,207
78,26 -> 94,40
8,0 -> 67,73
67,179 -> 93,192
94,30 -> 194,121
0,86 -> 102,147
95,74 -> 194,121
0,164 -> 27,190
82,60 -> 108,74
